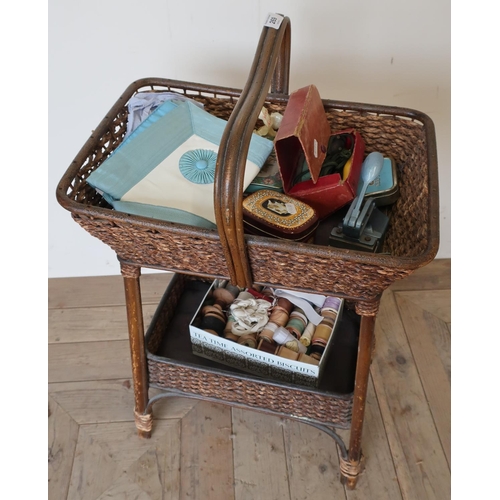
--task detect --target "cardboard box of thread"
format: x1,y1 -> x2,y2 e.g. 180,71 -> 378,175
189,279 -> 344,387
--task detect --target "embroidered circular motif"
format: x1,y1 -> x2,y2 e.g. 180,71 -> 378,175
178,149 -> 217,184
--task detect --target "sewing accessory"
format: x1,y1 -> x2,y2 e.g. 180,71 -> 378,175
237,333 -> 258,348
297,353 -> 319,366
200,309 -> 226,336
310,316 -> 335,360
212,286 -> 237,309
285,308 -> 307,340
257,338 -> 278,354
258,321 -> 279,343
321,297 -> 342,320
355,155 -> 399,207
272,326 -> 307,354
223,315 -> 239,341
277,345 -> 300,361
230,298 -> 272,335
345,152 -> 384,230
267,298 -> 293,328
328,152 -> 390,252
300,322 -> 316,347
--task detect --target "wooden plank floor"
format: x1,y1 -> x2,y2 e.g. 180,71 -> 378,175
48,259 -> 451,500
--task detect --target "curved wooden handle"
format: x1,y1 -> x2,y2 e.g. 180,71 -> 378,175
270,19 -> 291,95
214,17 -> 291,288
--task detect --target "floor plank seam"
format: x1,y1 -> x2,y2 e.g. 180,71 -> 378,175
229,407 -> 237,499
367,371 -> 404,498
48,301 -> 163,311
48,340 -> 130,346
49,377 -> 133,384
65,423 -> 82,500
392,293 -> 451,473
48,263 -> 450,499
281,419 -> 293,500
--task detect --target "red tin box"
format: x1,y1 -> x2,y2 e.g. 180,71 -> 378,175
274,85 -> 365,219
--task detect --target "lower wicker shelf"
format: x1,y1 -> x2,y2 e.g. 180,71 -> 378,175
145,273 -> 361,430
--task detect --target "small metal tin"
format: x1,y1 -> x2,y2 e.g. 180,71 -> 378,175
242,189 -> 319,242
356,156 -> 399,206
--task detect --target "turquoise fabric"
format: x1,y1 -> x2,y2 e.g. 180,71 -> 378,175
111,200 -> 217,229
87,100 -> 274,223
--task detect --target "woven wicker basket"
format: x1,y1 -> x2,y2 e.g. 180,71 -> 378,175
55,18 -> 440,487
145,273 -> 354,429
56,17 -> 439,306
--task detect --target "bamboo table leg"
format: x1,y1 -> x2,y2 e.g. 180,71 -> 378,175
121,262 -> 152,438
340,300 -> 379,489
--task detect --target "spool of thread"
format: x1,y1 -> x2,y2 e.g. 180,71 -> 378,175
223,316 -> 239,342
212,287 -> 235,309
310,317 -> 335,360
300,322 -> 316,347
258,321 -> 278,343
322,296 -> 342,311
309,346 -> 324,361
285,340 -> 305,354
268,308 -> 289,328
224,331 -> 240,342
277,345 -> 299,361
200,313 -> 226,336
277,297 -> 294,314
290,307 -> 307,323
257,338 -> 278,354
321,296 -> 341,320
225,283 -> 241,299
201,303 -> 222,315
285,308 -> 307,340
202,304 -> 226,321
312,317 -> 334,342
237,333 -> 258,348
272,326 -> 307,354
268,297 -> 293,327
298,353 -> 320,365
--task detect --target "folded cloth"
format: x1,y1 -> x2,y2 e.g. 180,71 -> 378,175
123,92 -> 204,139
87,100 -> 274,228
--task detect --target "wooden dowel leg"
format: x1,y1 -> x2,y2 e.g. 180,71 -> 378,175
121,264 -> 152,438
340,312 -> 376,489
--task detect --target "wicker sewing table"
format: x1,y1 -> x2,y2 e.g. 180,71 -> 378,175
56,17 -> 439,489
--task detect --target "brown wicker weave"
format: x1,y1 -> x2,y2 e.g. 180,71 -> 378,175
56,81 -> 438,301
55,16 -> 439,489
145,273 -> 354,428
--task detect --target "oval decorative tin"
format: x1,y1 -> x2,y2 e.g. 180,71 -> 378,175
242,189 -> 318,241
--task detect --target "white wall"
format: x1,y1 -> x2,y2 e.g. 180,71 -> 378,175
49,0 -> 450,277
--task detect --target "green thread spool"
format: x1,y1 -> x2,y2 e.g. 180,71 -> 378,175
286,316 -> 306,340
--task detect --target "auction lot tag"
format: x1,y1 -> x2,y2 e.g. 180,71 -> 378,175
264,13 -> 284,29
